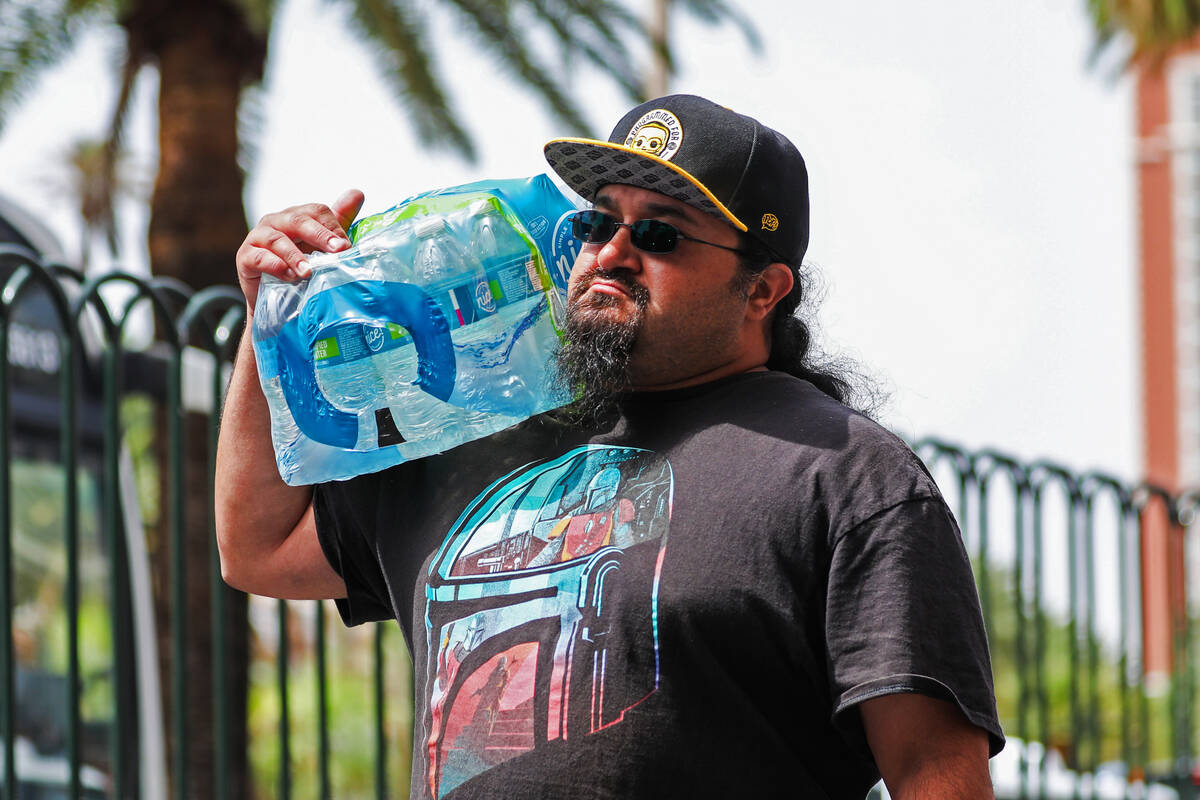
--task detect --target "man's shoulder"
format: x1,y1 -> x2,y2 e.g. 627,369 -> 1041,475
706,371 -> 905,453
716,372 -> 942,514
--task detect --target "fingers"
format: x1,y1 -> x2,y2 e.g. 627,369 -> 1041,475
237,228 -> 308,283
235,193 -> 367,307
238,200 -> 354,278
258,202 -> 351,255
331,189 -> 365,232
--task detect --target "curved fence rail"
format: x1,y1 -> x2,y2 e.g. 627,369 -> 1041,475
0,257 -> 1193,799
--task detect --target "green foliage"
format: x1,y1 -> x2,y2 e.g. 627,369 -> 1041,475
120,394 -> 159,528
43,598 -> 115,721
1085,0 -> 1200,63
0,0 -> 109,130
231,0 -> 280,39
10,455 -> 116,723
982,558 -> 1194,772
248,603 -> 415,798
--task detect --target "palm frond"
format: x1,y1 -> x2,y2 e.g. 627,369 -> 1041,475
674,0 -> 761,51
231,0 -> 280,39
341,0 -> 476,160
238,83 -> 266,177
442,0 -> 592,135
99,37 -> 143,228
522,0 -> 643,100
531,0 -> 645,66
337,0 -> 762,160
0,0 -> 94,131
1085,0 -> 1200,64
65,138 -> 121,264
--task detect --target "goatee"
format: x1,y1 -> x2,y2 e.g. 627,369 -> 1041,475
552,274 -> 650,427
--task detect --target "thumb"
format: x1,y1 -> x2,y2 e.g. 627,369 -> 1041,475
332,188 -> 365,232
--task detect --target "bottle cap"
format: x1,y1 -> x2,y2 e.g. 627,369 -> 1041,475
468,198 -> 498,217
414,217 -> 449,239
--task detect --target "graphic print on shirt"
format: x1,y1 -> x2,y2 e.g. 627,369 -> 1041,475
423,445 -> 673,798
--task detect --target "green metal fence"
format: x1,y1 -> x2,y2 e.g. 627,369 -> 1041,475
911,440 -> 1200,800
0,251 -> 1196,799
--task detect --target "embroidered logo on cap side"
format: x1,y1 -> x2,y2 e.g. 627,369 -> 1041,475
761,213 -> 780,232
624,109 -> 683,161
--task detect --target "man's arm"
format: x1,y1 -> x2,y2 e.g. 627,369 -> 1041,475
214,190 -> 364,599
860,693 -> 993,800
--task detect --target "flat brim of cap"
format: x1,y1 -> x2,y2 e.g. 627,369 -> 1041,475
544,138 -> 748,233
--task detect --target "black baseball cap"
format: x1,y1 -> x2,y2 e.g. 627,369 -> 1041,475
544,94 -> 809,266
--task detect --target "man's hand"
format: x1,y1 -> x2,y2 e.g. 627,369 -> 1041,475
235,189 -> 365,307
860,692 -> 994,799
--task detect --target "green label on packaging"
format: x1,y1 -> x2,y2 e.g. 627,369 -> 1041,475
314,337 -> 339,361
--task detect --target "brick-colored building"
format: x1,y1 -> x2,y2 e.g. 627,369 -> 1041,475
1135,48 -> 1199,675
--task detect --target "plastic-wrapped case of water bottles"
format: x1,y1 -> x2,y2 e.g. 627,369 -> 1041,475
252,174 -> 582,485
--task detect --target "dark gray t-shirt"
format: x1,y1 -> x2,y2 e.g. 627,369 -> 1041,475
314,371 -> 1003,799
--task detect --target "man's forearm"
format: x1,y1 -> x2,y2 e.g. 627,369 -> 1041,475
214,320 -> 314,588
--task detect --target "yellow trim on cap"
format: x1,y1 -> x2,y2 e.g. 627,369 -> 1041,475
544,137 -> 749,233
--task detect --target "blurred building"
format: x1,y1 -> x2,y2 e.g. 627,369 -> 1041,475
1135,50 -> 1200,676
1138,50 -> 1200,492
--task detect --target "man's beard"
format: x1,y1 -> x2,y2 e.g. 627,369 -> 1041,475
552,270 -> 650,427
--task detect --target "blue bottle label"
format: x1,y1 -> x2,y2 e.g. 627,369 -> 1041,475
314,322 -> 412,367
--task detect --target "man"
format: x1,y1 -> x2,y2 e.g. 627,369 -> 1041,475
217,94 -> 1003,799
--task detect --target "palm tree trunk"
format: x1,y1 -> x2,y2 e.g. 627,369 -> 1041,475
148,1 -> 254,291
136,2 -> 266,798
645,0 -> 672,99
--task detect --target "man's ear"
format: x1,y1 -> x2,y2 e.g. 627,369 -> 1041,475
745,263 -> 794,321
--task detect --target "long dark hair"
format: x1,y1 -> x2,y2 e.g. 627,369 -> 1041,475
738,237 -> 879,415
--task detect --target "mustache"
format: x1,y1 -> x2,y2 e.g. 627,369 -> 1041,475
569,268 -> 650,306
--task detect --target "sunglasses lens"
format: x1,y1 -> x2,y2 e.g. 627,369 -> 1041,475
570,212 -> 680,254
572,210 -> 615,243
631,220 -> 678,254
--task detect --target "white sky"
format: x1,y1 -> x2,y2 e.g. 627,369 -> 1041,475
0,0 -> 1140,481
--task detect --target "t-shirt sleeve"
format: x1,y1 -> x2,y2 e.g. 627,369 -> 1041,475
313,478 -> 396,626
825,496 -> 1005,757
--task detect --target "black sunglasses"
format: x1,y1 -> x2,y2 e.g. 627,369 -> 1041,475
569,210 -> 750,256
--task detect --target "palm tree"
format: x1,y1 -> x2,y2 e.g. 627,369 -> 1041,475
1,1 -> 758,798
1085,0 -> 1200,61
49,138 -> 144,271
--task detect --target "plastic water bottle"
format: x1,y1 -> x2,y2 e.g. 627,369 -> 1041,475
471,201 -> 527,274
415,217 -> 465,282
309,318 -> 389,450
251,175 -> 580,485
444,202 -> 548,415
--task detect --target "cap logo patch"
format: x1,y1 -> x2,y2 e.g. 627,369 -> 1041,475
624,109 -> 683,161
761,213 -> 780,232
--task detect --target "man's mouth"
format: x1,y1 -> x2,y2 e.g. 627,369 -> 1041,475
586,279 -> 633,298
570,271 -> 647,306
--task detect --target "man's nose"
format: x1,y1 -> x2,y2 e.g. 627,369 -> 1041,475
596,223 -> 643,273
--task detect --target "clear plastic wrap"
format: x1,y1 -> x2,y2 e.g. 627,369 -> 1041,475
252,175 -> 581,485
